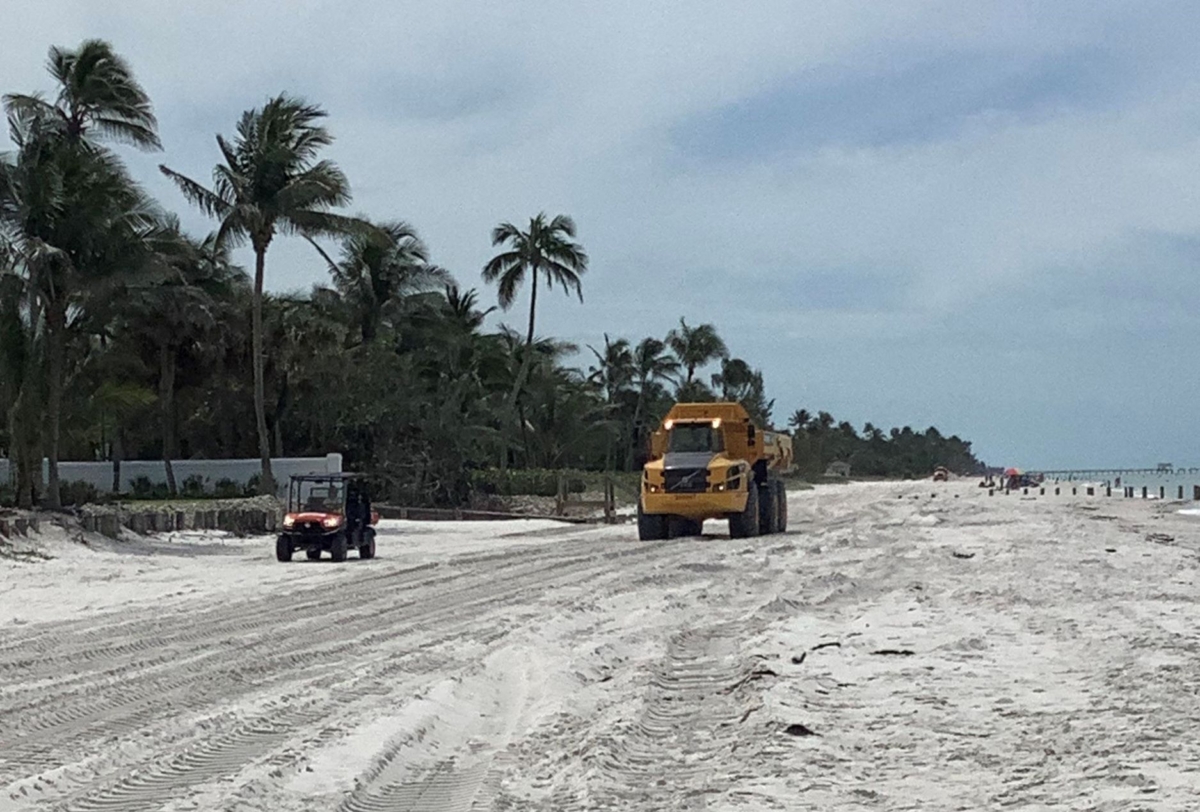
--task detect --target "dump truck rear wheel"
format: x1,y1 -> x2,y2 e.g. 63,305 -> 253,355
275,536 -> 293,562
637,500 -> 668,541
330,532 -> 348,562
730,485 -> 760,538
776,481 -> 788,532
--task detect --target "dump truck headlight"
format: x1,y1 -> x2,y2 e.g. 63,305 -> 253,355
714,483 -> 725,492
647,484 -> 660,493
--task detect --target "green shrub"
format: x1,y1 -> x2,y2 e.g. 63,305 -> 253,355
0,481 -> 16,507
60,480 -> 101,507
130,475 -> 155,498
181,474 -> 208,498
243,474 -> 261,497
213,477 -> 242,499
468,469 -> 588,497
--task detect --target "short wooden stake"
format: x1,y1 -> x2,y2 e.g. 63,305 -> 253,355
1086,486 -> 1094,496
1142,487 -> 1148,499
1160,486 -> 1165,499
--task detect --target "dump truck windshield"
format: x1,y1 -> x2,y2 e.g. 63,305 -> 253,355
668,423 -> 724,453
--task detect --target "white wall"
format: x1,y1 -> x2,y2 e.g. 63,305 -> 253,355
0,454 -> 343,498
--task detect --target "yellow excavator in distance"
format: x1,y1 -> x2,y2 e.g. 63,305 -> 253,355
639,402 -> 794,540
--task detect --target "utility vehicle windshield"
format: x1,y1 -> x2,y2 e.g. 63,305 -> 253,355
299,482 -> 343,512
667,423 -> 724,453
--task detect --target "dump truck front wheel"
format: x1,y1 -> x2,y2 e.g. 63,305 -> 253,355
758,482 -> 777,534
637,500 -> 668,541
730,485 -> 760,538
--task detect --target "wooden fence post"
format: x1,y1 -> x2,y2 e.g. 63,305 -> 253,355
1086,486 -> 1094,496
1142,487 -> 1148,499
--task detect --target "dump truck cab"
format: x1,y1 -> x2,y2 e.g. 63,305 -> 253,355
640,402 -> 793,540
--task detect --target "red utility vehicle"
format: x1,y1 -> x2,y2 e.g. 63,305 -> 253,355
276,473 -> 378,562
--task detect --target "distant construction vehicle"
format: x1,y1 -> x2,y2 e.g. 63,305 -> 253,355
639,402 -> 794,540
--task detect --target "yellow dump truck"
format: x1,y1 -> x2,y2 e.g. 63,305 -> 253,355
639,402 -> 794,540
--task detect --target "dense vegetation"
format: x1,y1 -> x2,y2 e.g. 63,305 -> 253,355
0,41 -> 984,509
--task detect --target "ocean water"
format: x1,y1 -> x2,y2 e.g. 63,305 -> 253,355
1043,470 -> 1200,499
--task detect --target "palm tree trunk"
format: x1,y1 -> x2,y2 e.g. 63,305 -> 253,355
159,342 -> 178,496
44,300 -> 66,510
252,246 -> 275,495
8,403 -> 31,510
501,264 -> 539,471
274,374 -> 288,457
111,427 -> 123,494
525,266 -> 538,348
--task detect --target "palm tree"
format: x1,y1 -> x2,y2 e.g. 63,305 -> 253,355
3,40 -> 160,149
160,95 -> 362,494
124,229 -> 247,493
665,317 -> 728,385
330,220 -> 450,344
0,265 -> 45,508
481,212 -> 587,467
788,409 -> 812,434
2,40 -> 160,508
586,334 -> 634,406
587,334 -> 635,470
627,337 -> 679,465
482,213 -> 587,406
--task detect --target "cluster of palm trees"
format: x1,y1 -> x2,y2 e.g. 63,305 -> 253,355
1,39 -> 785,509
786,410 -> 983,478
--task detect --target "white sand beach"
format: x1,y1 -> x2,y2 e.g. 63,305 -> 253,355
2,481 -> 1199,810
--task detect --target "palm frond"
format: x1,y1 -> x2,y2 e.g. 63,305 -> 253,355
158,165 -> 232,218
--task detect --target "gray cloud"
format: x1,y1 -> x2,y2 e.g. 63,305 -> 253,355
6,0 -> 1200,468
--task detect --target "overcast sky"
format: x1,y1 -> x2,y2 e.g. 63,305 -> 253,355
6,1 -> 1199,469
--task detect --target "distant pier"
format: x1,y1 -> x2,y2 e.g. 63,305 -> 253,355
1029,467 -> 1200,480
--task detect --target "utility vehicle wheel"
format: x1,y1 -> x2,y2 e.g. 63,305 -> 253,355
637,500 -> 668,541
776,481 -> 788,532
729,485 -> 760,538
305,548 -> 321,560
330,532 -> 348,562
668,517 -> 703,538
359,536 -> 376,559
275,536 -> 293,562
